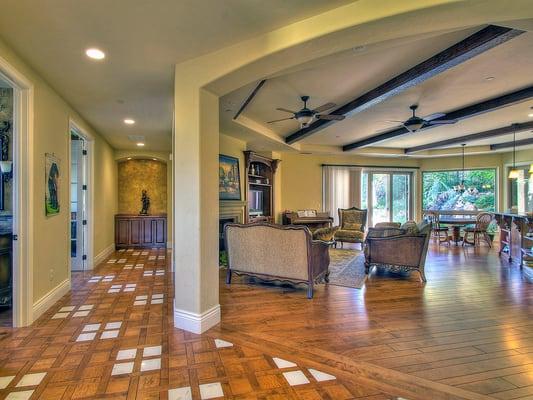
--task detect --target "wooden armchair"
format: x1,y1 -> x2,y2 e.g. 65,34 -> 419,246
334,207 -> 367,249
462,212 -> 493,248
423,211 -> 450,245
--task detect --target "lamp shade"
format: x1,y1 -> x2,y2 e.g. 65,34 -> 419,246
508,169 -> 520,179
0,160 -> 12,174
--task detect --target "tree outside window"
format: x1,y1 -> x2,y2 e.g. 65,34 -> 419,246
422,169 -> 496,211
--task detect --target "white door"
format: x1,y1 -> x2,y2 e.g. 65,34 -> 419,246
70,135 -> 87,271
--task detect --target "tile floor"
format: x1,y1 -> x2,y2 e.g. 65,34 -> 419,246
0,248 -> 406,399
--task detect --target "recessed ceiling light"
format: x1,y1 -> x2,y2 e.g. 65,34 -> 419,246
127,157 -> 132,160
136,142 -> 145,147
485,76 -> 495,81
85,48 -> 105,60
124,118 -> 135,125
152,158 -> 157,161
528,113 -> 533,118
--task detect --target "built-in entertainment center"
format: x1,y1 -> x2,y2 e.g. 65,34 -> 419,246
244,151 -> 280,223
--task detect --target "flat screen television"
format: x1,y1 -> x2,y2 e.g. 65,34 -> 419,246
249,189 -> 264,216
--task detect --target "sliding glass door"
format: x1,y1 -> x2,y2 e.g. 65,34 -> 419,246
362,171 -> 413,227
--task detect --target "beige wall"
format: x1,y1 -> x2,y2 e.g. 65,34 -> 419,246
265,149 -> 524,221
280,152 -> 419,217
118,159 -> 167,214
0,37 -> 118,306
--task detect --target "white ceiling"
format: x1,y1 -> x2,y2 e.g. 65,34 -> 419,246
221,23 -> 533,156
0,0 -> 354,151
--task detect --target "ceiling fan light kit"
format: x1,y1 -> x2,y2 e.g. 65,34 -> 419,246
268,95 -> 345,128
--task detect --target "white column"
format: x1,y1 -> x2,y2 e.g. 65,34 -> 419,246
173,83 -> 220,334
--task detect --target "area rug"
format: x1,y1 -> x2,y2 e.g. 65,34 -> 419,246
328,248 -> 367,289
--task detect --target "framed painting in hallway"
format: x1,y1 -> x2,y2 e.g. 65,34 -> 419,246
45,152 -> 61,216
219,154 -> 241,200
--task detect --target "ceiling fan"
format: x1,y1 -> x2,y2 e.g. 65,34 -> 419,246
267,96 -> 345,128
387,104 -> 457,132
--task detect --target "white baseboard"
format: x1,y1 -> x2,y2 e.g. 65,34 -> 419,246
174,303 -> 221,334
32,278 -> 70,321
94,243 -> 115,266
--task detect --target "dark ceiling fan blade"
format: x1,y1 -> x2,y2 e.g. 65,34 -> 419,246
312,102 -> 336,113
317,114 -> 345,121
424,112 -> 446,121
267,117 -> 295,124
428,119 -> 457,125
276,107 -> 296,114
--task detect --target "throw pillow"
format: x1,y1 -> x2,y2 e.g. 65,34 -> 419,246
400,221 -> 419,235
312,227 -> 338,241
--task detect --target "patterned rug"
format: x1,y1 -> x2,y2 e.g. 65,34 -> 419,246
328,248 -> 367,289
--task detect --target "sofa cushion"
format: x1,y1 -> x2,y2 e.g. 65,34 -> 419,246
366,227 -> 405,238
335,229 -> 365,241
343,222 -> 362,231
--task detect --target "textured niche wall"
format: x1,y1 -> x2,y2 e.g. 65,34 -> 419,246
118,159 -> 167,214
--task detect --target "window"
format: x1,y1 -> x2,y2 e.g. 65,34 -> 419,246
422,169 -> 496,211
507,165 -> 533,213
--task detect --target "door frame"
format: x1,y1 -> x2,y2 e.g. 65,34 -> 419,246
0,55 -> 34,327
362,169 -> 415,227
69,120 -> 94,271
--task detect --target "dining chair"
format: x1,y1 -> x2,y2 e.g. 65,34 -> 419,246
462,212 -> 494,248
423,211 -> 450,245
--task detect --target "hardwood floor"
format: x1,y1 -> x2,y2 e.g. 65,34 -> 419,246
217,243 -> 533,400
0,242 -> 531,399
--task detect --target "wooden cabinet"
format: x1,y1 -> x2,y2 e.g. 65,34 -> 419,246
244,151 -> 280,223
115,214 -> 167,249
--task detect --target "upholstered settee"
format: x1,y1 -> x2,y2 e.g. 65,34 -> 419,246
224,223 -> 331,298
364,221 -> 432,282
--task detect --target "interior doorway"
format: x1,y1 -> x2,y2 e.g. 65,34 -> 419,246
70,129 -> 88,271
0,79 -> 14,327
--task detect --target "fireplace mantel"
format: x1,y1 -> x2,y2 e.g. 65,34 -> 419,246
220,200 -> 246,224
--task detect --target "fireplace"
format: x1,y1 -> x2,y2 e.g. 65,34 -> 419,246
219,200 -> 246,251
219,216 -> 237,251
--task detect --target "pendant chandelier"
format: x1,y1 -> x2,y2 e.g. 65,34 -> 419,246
454,144 -> 467,193
508,123 -> 520,179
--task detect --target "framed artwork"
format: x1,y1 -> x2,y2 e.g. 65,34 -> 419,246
219,154 -> 241,200
45,153 -> 61,216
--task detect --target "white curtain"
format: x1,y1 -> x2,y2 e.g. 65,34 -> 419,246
322,166 -> 361,225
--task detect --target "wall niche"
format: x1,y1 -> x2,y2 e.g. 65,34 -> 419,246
117,159 -> 167,214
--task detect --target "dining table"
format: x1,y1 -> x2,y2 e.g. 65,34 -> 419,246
439,216 -> 477,245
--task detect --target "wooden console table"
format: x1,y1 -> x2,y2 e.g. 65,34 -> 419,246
115,214 -> 167,249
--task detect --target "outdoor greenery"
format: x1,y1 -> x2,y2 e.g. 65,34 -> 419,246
422,169 -> 496,211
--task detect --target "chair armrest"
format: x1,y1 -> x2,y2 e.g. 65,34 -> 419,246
310,240 -> 330,279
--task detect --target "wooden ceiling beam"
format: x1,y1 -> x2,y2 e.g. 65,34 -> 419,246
343,85 -> 533,151
490,137 -> 533,150
405,120 -> 533,153
233,80 -> 266,120
285,25 -> 523,145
